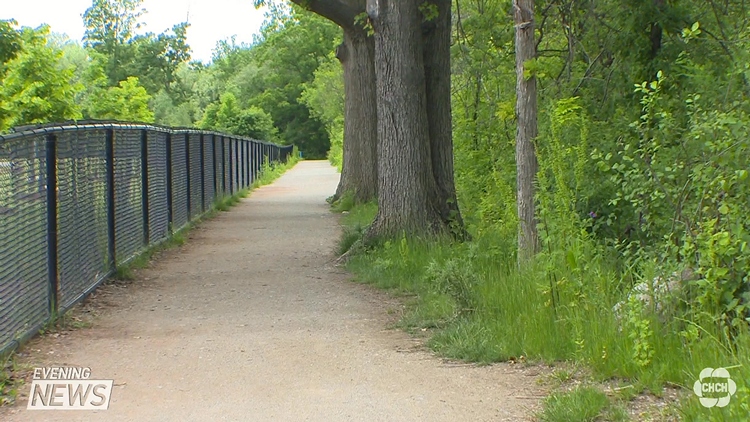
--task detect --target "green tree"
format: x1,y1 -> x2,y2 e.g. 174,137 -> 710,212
0,19 -> 22,70
0,24 -> 81,132
82,0 -> 143,85
86,76 -> 154,122
198,92 -> 277,141
234,106 -> 278,141
300,53 -> 344,168
229,6 -> 340,157
82,0 -> 191,95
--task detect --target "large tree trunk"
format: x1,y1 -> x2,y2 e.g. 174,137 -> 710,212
514,0 -> 540,261
296,0 -> 465,239
366,0 -> 443,237
291,0 -> 378,204
334,28 -> 378,203
422,0 -> 465,236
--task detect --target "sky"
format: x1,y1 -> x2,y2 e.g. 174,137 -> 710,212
0,0 -> 268,63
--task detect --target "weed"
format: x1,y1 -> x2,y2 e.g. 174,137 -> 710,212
331,190 -> 355,213
539,386 -> 612,422
337,202 -> 750,420
0,354 -> 25,406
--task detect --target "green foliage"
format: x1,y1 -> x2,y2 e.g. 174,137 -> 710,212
353,12 -> 374,36
151,89 -> 194,127
418,2 -> 439,22
0,23 -> 82,131
330,190 -> 355,213
251,146 -> 301,188
300,53 -> 344,169
0,354 -> 24,406
232,6 -> 339,157
539,387 -> 620,422
338,222 -> 366,256
199,92 -> 278,141
423,254 -> 478,316
83,0 -> 145,50
0,20 -> 22,68
339,2 -> 750,417
234,106 -> 278,141
86,76 -> 154,122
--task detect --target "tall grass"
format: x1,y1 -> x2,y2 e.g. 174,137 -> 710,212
252,148 -> 301,189
340,203 -> 750,420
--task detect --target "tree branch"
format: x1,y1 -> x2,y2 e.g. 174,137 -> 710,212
289,0 -> 361,29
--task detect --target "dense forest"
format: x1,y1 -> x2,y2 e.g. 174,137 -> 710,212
3,0 -> 750,419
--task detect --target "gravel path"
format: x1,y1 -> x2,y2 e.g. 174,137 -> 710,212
2,160 -> 545,422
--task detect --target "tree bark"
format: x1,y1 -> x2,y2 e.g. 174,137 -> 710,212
294,0 -> 465,239
648,0 -> 665,60
291,0 -> 377,204
514,0 -> 540,261
422,0 -> 465,236
334,28 -> 378,203
366,0 -> 443,237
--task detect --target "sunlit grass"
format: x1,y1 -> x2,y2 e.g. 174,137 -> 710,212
338,202 -> 750,420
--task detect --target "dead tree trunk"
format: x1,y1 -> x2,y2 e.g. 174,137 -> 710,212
514,0 -> 540,261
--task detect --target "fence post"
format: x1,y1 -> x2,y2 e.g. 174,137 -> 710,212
235,140 -> 240,190
228,138 -> 234,195
199,134 -> 205,212
45,133 -> 59,318
105,129 -> 116,270
221,136 -> 226,195
245,141 -> 251,187
185,133 -> 191,219
166,132 -> 173,233
140,130 -> 150,246
241,141 -> 246,188
212,135 -> 218,201
254,142 -> 258,181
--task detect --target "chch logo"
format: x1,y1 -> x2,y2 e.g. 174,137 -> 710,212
693,367 -> 737,408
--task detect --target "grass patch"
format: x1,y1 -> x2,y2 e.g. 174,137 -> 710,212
252,151 -> 301,189
112,222 -> 192,281
540,386 -> 626,422
335,200 -> 377,256
0,354 -> 25,406
330,190 -> 356,213
337,202 -> 750,420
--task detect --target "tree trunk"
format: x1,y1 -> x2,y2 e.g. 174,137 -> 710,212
291,0 -> 378,204
334,28 -> 378,203
296,0 -> 465,239
648,0 -> 665,60
514,0 -> 540,261
422,0 -> 465,236
366,0 -> 443,238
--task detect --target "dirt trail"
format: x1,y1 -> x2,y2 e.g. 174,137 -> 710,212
2,160 -> 545,422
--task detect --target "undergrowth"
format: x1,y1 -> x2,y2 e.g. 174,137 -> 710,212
338,202 -> 750,421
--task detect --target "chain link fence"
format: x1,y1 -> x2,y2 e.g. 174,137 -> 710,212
0,122 -> 293,356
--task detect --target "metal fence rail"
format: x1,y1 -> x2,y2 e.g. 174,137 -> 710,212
0,123 -> 293,356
